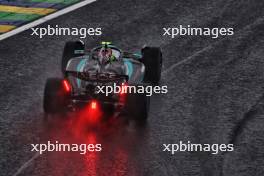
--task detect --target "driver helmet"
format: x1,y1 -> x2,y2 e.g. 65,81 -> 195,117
98,47 -> 113,64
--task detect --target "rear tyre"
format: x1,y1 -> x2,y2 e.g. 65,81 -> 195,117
124,93 -> 150,122
43,78 -> 69,115
61,41 -> 85,74
141,47 -> 162,84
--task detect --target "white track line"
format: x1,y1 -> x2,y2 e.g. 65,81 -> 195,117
0,0 -> 96,41
12,153 -> 40,176
161,44 -> 213,76
161,16 -> 264,76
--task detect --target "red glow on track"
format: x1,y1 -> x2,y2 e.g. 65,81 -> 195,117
63,79 -> 71,92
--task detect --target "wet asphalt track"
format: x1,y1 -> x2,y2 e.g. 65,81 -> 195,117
1,0 -> 264,175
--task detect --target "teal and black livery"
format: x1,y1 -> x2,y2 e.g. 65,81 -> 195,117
43,40 -> 163,122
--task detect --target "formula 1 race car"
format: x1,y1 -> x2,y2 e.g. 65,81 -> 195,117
43,41 -> 162,121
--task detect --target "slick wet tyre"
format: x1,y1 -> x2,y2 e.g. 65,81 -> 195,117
61,41 -> 85,74
43,78 -> 68,114
142,47 -> 162,84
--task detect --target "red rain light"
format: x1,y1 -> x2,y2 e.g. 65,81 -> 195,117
63,79 -> 71,92
91,101 -> 97,109
120,83 -> 128,95
86,100 -> 101,123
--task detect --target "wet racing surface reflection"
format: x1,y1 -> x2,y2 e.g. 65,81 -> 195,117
33,112 -> 150,176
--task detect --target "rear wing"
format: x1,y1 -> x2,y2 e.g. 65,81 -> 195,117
66,71 -> 129,83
